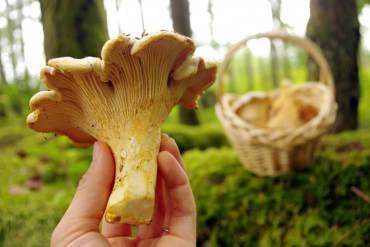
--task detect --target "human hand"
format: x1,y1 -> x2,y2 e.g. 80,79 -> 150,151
51,134 -> 196,247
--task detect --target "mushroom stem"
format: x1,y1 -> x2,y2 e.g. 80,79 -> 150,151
105,124 -> 161,224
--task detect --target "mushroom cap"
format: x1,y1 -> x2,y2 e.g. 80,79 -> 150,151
27,31 -> 217,146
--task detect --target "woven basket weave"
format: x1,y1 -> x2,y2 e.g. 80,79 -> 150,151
215,31 -> 337,176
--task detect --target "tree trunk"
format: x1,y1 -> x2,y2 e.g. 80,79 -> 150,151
269,0 -> 282,88
208,0 -> 215,43
245,48 -> 254,91
138,0 -> 145,33
0,45 -> 7,85
270,41 -> 279,88
306,0 -> 360,132
269,0 -> 282,28
169,0 -> 200,125
170,0 -> 192,37
16,0 -> 30,85
270,0 -> 291,81
227,63 -> 236,93
282,43 -> 291,79
258,57 -> 271,91
5,0 -> 17,80
115,0 -> 123,34
39,0 -> 109,61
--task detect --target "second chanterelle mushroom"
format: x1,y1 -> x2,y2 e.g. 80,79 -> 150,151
27,31 -> 217,224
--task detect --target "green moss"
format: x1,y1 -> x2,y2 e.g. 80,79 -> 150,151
161,123 -> 228,152
0,183 -> 74,247
184,130 -> 370,246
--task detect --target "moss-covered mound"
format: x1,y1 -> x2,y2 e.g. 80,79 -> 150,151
162,123 -> 228,152
184,131 -> 370,246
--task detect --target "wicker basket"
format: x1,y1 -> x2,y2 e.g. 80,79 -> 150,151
215,31 -> 337,176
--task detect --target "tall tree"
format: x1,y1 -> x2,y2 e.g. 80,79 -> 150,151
15,0 -> 30,83
257,57 -> 271,91
169,0 -> 200,125
39,0 -> 109,61
138,0 -> 145,33
115,0 -> 123,34
245,48 -> 254,91
270,40 -> 279,88
306,0 -> 360,131
207,0 -> 215,43
269,0 -> 281,88
0,42 -> 7,85
227,62 -> 236,93
269,0 -> 291,81
4,0 -> 17,80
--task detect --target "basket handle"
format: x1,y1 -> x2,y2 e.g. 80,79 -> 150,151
217,31 -> 335,100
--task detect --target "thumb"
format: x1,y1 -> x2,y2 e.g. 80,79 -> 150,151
60,141 -> 115,228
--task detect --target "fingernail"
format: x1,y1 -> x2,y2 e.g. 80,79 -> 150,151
93,142 -> 101,161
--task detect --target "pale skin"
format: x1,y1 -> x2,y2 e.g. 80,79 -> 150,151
51,134 -> 196,247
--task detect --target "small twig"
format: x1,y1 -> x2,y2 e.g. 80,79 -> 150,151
351,186 -> 370,204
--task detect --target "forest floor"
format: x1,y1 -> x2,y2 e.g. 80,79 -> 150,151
0,115 -> 369,246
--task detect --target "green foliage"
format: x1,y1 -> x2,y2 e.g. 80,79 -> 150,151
162,123 -> 228,152
222,45 -> 309,95
0,83 -> 38,120
0,125 -> 90,247
358,0 -> 370,10
184,131 -> 370,246
0,184 -> 74,247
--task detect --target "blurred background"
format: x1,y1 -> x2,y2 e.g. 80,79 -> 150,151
0,0 -> 370,246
